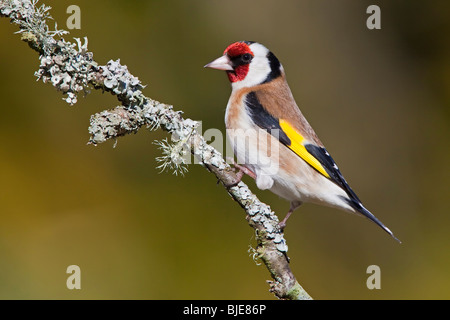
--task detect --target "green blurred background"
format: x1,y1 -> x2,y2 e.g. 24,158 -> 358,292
0,0 -> 449,299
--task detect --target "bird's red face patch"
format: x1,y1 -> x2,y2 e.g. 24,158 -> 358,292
223,42 -> 252,57
224,42 -> 254,83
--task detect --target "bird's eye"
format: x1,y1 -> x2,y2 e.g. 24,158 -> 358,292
242,53 -> 252,63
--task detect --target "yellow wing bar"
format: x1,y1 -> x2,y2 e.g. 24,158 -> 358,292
279,119 -> 330,179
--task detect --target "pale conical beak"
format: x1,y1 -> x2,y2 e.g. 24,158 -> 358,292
204,55 -> 234,71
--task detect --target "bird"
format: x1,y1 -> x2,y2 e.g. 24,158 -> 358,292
204,41 -> 400,242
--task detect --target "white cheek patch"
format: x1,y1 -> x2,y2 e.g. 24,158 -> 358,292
231,43 -> 271,90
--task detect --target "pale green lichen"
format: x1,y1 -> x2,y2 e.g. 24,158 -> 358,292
248,245 -> 262,266
285,282 -> 313,300
153,138 -> 189,176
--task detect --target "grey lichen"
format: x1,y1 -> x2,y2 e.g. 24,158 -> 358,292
1,0 -> 96,105
99,59 -> 145,105
35,37 -> 95,105
0,0 -> 312,300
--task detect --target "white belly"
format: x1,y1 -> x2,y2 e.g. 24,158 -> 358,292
225,94 -> 353,213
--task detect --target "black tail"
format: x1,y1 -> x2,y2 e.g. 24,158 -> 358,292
343,197 -> 401,243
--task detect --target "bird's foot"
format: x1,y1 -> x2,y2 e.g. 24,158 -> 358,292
278,214 -> 290,231
278,202 -> 302,231
224,157 -> 256,188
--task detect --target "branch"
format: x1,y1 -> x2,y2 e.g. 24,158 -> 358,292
0,0 -> 312,300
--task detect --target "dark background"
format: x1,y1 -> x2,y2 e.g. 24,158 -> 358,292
0,0 -> 449,299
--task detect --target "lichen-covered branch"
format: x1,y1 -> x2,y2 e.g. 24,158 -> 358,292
0,0 -> 312,300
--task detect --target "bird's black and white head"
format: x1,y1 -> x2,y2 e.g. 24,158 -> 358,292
205,41 -> 284,90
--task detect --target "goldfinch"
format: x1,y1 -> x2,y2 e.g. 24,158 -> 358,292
205,41 -> 399,242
